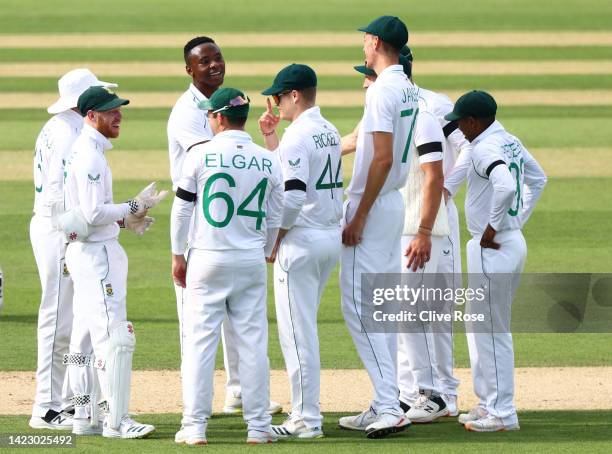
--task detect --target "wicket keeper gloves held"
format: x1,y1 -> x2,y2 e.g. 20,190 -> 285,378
128,182 -> 169,217
121,214 -> 155,235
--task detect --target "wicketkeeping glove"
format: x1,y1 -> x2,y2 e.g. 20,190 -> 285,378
128,182 -> 169,217
121,214 -> 155,235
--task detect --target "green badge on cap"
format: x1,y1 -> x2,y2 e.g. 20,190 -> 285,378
77,85 -> 129,116
198,87 -> 250,118
262,64 -> 317,96
444,90 -> 498,121
358,15 -> 408,51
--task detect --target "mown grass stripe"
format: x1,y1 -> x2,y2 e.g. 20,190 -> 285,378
4,90 -> 612,109
2,32 -> 612,48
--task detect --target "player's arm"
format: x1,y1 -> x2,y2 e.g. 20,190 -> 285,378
519,147 -> 547,226
258,98 -> 281,151
168,109 -> 211,189
341,120 -> 361,156
443,127 -> 472,200
77,155 -> 130,225
170,153 -> 198,287
476,148 -> 516,249
264,163 -> 284,262
46,131 -> 72,215
405,111 -> 445,270
343,87 -> 395,246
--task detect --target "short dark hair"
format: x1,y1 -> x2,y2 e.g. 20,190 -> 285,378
184,36 -> 216,64
214,114 -> 247,128
299,86 -> 317,104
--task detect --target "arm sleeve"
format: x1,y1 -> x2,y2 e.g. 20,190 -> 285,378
170,152 -> 199,255
265,162 -> 284,231
362,85 -> 395,133
76,154 -> 129,225
46,131 -> 72,207
278,133 -> 309,230
488,164 -> 516,230
444,143 -> 472,196
414,111 -> 444,164
520,147 -> 547,226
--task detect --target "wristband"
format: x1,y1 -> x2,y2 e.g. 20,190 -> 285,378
261,130 -> 276,137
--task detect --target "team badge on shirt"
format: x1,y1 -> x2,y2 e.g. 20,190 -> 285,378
62,263 -> 70,277
105,283 -> 114,297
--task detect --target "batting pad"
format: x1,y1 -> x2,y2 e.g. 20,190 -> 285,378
106,321 -> 136,430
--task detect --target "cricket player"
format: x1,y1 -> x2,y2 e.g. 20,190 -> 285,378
62,86 -> 162,438
338,16 -> 415,438
444,90 -> 547,431
29,69 -> 117,430
167,36 -> 281,415
171,88 -> 283,445
258,64 -> 343,439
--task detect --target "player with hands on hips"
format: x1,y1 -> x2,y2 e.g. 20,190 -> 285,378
258,64 -> 343,439
62,86 -> 158,439
170,88 -> 283,445
444,90 -> 546,432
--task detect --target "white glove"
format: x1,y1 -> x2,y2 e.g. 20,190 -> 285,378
128,182 -> 169,217
122,214 -> 155,235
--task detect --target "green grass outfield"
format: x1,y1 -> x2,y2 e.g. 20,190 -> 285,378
1,0 -> 612,451
1,412 -> 611,453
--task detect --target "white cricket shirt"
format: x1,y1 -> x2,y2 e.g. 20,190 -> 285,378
346,64 -> 419,199
64,124 -> 130,242
33,109 -> 83,217
167,83 -> 213,191
465,120 -> 546,236
278,106 -> 343,229
176,130 -> 283,251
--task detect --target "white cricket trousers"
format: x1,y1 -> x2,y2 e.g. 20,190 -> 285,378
397,199 -> 461,403
466,229 -> 526,426
65,239 -> 128,419
274,226 -> 341,428
181,249 -> 271,433
30,214 -> 74,416
340,190 -> 404,416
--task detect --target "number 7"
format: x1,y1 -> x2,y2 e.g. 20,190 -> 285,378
400,107 -> 419,163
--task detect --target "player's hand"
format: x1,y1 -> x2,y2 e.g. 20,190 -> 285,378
124,214 -> 155,235
405,232 -> 432,271
172,254 -> 187,288
342,215 -> 366,246
480,224 -> 500,249
258,98 -> 280,135
266,238 -> 280,263
129,182 -> 169,217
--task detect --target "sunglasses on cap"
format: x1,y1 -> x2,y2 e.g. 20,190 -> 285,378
209,95 -> 250,114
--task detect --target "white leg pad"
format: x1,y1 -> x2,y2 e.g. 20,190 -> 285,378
106,321 -> 135,430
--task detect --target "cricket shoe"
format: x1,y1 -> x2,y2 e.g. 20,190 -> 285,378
399,400 -> 412,413
406,393 -> 448,423
442,394 -> 459,417
223,391 -> 283,415
29,409 -> 73,430
338,407 -> 378,431
175,426 -> 207,445
365,413 -> 411,439
246,430 -> 278,444
102,415 -> 155,439
465,415 -> 520,432
72,418 -> 102,436
271,417 -> 324,439
458,406 -> 488,425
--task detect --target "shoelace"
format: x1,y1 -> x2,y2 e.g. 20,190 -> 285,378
414,394 -> 430,409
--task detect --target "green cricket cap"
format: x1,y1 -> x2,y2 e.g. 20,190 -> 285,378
198,87 -> 250,118
77,86 -> 129,116
358,15 -> 408,50
444,90 -> 497,121
261,64 -> 317,96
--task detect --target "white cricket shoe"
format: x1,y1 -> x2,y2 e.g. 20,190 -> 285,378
338,407 -> 378,431
465,415 -> 520,432
29,409 -> 73,430
72,417 -> 102,435
458,406 -> 488,425
246,430 -> 278,444
442,394 -> 459,417
223,391 -> 283,415
406,393 -> 449,423
175,426 -> 207,445
365,412 -> 411,439
271,417 -> 324,439
102,415 -> 155,439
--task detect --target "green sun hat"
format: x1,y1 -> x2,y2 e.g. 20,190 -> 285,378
358,15 -> 408,50
77,86 -> 129,116
198,87 -> 250,118
261,63 -> 317,96
444,90 -> 498,121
